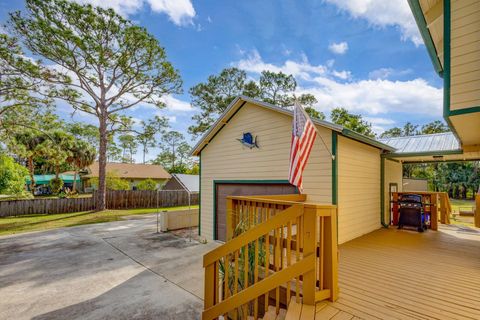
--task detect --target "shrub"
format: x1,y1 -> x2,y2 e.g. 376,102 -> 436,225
49,177 -> 64,194
89,171 -> 130,191
0,154 -> 29,196
137,179 -> 157,191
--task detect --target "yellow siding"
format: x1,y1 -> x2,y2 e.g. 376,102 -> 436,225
200,102 -> 332,241
337,136 -> 381,244
384,160 -> 403,225
450,0 -> 480,110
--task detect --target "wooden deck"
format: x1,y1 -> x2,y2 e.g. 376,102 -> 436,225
287,224 -> 480,320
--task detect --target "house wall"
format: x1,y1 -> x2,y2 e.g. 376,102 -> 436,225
200,102 -> 332,241
384,159 -> 403,224
450,0 -> 480,111
337,136 -> 381,244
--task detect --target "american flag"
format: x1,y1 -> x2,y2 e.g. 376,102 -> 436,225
288,102 -> 317,192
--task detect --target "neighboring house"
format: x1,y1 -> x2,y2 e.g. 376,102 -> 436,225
163,173 -> 199,193
82,162 -> 171,191
26,173 -> 81,194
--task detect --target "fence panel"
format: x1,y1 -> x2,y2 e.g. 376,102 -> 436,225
0,191 -> 199,217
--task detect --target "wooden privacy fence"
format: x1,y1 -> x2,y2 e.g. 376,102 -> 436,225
0,191 -> 199,217
203,195 -> 338,320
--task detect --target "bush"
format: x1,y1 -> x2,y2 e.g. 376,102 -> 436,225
0,154 -> 29,196
137,179 -> 157,191
49,177 -> 64,194
89,171 -> 130,191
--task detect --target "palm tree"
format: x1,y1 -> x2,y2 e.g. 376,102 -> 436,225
11,130 -> 46,193
67,140 -> 96,193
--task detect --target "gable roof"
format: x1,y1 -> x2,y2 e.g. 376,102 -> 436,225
191,96 -> 395,155
378,132 -> 461,155
83,162 -> 171,179
172,174 -> 199,192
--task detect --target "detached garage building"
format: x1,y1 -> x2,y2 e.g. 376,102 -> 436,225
192,96 -> 402,244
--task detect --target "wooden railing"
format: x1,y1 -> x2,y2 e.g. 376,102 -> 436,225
203,195 -> 338,320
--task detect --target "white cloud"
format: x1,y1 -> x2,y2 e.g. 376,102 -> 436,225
328,41 -> 349,55
70,0 -> 195,26
368,67 -> 413,80
325,0 -> 422,46
161,95 -> 193,111
235,49 -> 350,81
147,0 -> 195,26
232,51 -> 443,119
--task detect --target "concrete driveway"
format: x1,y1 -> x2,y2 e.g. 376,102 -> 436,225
0,214 -> 218,320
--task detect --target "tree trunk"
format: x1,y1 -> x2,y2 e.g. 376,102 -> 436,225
97,115 -> 108,211
28,156 -> 35,193
72,169 -> 78,193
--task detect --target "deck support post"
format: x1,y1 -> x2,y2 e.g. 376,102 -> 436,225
302,206 -> 316,305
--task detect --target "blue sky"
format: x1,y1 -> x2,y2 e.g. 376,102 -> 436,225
0,0 -> 445,162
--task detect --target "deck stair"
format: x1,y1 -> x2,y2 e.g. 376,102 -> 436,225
202,194 -> 338,320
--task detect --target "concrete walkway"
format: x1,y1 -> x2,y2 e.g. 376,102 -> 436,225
0,214 -> 218,320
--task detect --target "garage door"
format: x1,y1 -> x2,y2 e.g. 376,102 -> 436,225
215,182 -> 297,241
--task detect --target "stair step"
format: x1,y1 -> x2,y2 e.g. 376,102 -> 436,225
285,297 -> 303,320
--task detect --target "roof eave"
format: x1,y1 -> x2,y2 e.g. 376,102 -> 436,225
407,0 -> 444,77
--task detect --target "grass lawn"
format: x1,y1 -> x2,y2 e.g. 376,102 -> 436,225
0,205 -> 198,236
449,199 -> 475,227
449,198 -> 475,213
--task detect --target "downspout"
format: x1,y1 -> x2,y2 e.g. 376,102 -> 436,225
380,156 -> 389,228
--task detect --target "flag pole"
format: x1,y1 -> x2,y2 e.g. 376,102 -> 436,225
294,98 -> 335,161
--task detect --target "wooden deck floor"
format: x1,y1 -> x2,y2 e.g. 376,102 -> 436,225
296,224 -> 480,320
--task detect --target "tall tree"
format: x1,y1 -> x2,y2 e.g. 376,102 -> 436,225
379,127 -> 403,138
419,120 -> 449,134
136,115 -> 168,163
160,131 -> 184,171
118,134 -> 137,163
68,123 -> 99,150
9,0 -> 182,210
0,34 -> 56,131
403,122 -> 419,136
188,67 -> 323,138
330,108 -> 375,137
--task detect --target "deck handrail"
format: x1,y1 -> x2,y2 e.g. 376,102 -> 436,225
203,195 -> 338,320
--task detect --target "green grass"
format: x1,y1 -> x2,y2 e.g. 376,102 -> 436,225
0,205 -> 198,236
449,199 -> 475,213
449,199 -> 475,227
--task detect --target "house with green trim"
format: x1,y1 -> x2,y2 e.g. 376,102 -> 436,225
197,2 -> 480,318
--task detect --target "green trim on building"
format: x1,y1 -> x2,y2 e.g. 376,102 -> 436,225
198,155 -> 202,236
382,149 -> 463,158
331,132 -> 338,205
449,106 -> 480,116
212,179 -> 294,240
407,0 -> 444,76
380,157 -> 388,228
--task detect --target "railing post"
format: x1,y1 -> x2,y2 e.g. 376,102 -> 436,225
226,198 -> 233,241
324,207 -> 339,302
204,263 -> 216,315
430,193 -> 438,231
475,194 -> 480,228
302,205 -> 316,305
